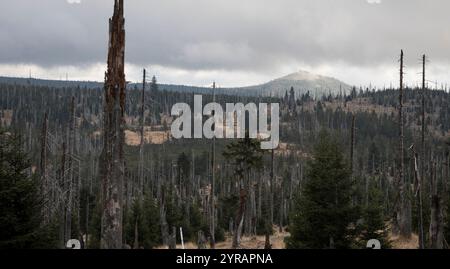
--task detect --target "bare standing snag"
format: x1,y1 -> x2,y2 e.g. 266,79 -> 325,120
100,0 -> 126,249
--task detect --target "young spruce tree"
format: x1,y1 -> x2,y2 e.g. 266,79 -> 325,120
359,180 -> 391,249
0,130 -> 58,248
286,130 -> 358,249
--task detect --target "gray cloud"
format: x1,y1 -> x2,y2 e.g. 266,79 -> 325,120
0,0 -> 450,82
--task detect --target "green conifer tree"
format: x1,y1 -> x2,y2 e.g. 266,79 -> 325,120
0,130 -> 58,248
359,179 -> 391,249
286,130 -> 358,249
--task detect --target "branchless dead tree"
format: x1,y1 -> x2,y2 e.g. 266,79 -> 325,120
418,54 -> 426,249
138,69 -> 146,199
396,50 -> 412,238
210,82 -> 216,249
64,96 -> 76,245
40,111 -> 50,225
409,144 -> 423,248
100,0 -> 126,249
350,114 -> 355,176
429,158 -> 444,248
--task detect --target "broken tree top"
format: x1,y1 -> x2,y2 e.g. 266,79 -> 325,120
109,0 -> 125,49
114,0 -> 124,17
105,0 -> 126,103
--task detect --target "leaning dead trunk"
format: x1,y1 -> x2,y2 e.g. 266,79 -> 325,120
232,187 -> 247,249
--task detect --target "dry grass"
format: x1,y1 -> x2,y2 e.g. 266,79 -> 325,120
156,227 -> 422,249
0,110 -> 13,126
124,129 -> 169,146
216,228 -> 288,249
156,226 -> 289,249
91,128 -> 170,145
389,233 -> 419,249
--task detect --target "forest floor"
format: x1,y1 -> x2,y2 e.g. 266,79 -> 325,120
157,226 -> 289,249
389,232 -> 419,249
216,227 -> 288,249
157,226 -> 419,249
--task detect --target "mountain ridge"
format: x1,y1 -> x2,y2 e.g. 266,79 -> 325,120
0,70 -> 351,97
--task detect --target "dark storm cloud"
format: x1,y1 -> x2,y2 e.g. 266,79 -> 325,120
1,0 -> 450,71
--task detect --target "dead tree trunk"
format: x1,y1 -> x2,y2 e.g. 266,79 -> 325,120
396,50 -> 412,238
59,141 -> 67,248
133,219 -> 139,249
445,150 -> 449,202
279,188 -> 284,233
270,148 -> 274,227
350,114 -> 358,207
210,82 -> 216,249
160,198 -> 170,247
418,54 -> 426,249
168,226 -> 177,249
40,111 -> 50,225
429,195 -> 444,249
85,167 -> 93,249
100,0 -> 126,249
264,233 -> 272,249
350,114 -> 355,175
429,160 -> 444,249
250,181 -> 257,235
197,231 -> 207,249
65,97 -> 76,244
232,185 -> 247,249
138,69 -> 146,199
410,144 -> 424,248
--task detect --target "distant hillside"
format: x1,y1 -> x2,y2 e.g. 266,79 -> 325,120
0,70 -> 351,97
0,76 -> 231,95
236,70 -> 352,97
0,76 -> 103,89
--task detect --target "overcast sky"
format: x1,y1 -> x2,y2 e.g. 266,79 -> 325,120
0,0 -> 449,88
